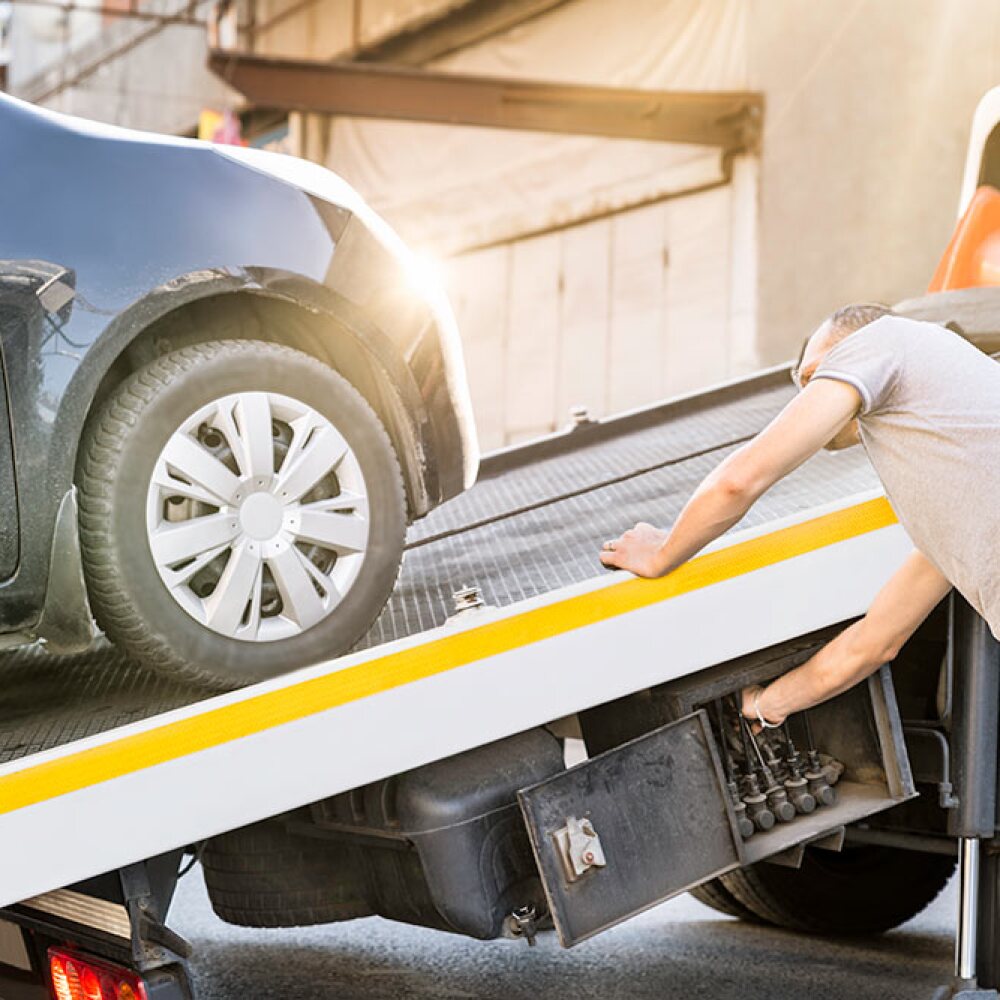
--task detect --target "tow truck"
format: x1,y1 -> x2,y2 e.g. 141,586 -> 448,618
6,89 -> 1000,1000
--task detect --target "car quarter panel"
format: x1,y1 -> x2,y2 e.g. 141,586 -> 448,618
0,96 -> 474,630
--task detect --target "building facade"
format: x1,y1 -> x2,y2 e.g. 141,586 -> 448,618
7,0 -> 1000,448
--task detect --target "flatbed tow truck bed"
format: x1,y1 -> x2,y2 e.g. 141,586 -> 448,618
0,367 -> 884,765
0,363 -> 932,1000
0,365 -> 904,904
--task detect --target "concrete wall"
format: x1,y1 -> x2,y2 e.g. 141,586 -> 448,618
748,0 -> 1000,362
251,0 -> 354,59
238,0 -> 463,59
9,1 -> 236,135
8,0 -> 102,92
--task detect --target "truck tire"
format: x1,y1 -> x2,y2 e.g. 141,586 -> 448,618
203,819 -> 370,928
78,340 -> 406,688
718,845 -> 956,934
688,879 -> 766,922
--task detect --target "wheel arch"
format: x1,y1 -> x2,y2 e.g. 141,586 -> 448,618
73,271 -> 434,520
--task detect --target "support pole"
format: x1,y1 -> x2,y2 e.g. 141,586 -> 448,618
958,838 -> 982,982
941,597 -> 1000,999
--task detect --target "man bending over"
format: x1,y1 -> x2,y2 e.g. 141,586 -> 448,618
599,304 -> 1000,726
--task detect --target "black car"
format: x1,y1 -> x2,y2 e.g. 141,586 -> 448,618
0,93 -> 478,687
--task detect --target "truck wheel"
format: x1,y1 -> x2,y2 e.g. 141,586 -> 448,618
688,879 -> 766,922
78,340 -> 406,688
718,845 -> 956,934
202,818 -> 370,928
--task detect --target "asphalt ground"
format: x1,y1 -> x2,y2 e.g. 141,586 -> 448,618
171,866 -> 957,1000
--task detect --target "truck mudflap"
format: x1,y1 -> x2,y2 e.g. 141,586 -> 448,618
520,666 -> 915,947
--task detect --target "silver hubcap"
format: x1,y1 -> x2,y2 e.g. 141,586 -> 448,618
146,391 -> 370,642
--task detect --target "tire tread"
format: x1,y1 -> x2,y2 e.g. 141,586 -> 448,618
718,847 -> 956,934
688,878 -> 768,923
202,820 -> 370,928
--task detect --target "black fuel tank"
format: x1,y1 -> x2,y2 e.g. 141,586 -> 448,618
312,727 -> 564,939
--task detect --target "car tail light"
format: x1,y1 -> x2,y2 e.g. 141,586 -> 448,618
48,949 -> 148,1000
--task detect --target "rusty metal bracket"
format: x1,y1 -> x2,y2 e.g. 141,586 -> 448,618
207,49 -> 762,153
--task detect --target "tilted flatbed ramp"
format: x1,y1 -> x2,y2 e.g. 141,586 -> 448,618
0,366 -> 909,907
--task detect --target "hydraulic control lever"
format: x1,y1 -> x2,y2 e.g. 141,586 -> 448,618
779,723 -> 817,815
738,709 -> 795,823
800,710 -> 837,807
734,698 -> 776,832
713,700 -> 755,839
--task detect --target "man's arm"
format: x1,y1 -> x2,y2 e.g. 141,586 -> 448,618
600,378 -> 862,577
742,550 -> 952,725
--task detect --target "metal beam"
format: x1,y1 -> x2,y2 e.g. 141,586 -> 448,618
208,50 -> 762,151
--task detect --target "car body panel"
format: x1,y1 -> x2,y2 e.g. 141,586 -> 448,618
0,93 -> 478,635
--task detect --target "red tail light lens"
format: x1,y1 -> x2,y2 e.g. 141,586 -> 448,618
81,967 -> 103,1000
49,953 -> 72,1000
48,949 -> 148,1000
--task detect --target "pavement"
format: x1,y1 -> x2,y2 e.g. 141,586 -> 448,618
171,866 -> 957,1000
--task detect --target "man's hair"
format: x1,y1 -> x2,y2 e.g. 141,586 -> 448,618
825,302 -> 894,346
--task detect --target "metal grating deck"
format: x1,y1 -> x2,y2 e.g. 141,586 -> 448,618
0,368 -> 881,765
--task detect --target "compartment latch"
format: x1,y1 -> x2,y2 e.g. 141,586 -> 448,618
554,816 -> 607,881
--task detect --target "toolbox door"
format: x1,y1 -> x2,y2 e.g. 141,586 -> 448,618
519,711 -> 745,947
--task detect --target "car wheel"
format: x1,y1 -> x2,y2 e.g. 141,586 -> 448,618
78,339 -> 406,688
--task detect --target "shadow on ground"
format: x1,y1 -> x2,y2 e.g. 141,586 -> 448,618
171,868 -> 956,1000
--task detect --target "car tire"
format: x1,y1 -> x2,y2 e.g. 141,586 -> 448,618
718,845 -> 956,934
78,339 -> 406,688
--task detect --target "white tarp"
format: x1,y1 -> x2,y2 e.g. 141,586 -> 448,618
322,0 -> 749,255
447,177 -> 751,448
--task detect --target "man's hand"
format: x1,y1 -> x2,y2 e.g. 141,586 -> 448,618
740,683 -> 786,729
600,522 -> 669,577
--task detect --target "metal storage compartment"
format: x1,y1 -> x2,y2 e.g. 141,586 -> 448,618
520,632 -> 916,947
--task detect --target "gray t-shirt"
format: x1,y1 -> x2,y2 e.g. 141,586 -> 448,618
813,315 -> 1000,639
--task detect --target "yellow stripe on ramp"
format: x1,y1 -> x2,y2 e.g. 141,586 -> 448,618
0,496 -> 896,815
